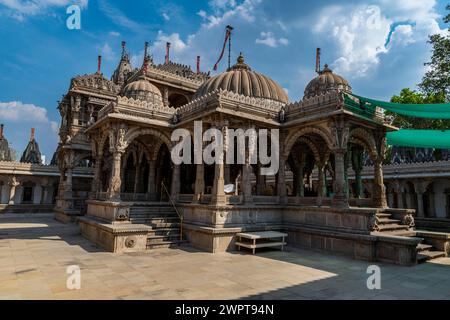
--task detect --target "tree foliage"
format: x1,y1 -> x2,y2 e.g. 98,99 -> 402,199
387,88 -> 449,129
389,5 -> 450,130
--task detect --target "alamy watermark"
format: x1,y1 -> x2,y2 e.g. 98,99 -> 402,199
66,5 -> 81,30
66,265 -> 81,290
366,265 -> 381,290
171,121 -> 280,175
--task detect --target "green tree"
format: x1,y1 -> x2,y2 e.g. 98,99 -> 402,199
419,5 -> 450,100
387,88 -> 449,129
388,5 -> 450,130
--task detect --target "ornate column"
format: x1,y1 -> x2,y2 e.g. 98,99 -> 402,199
414,180 -> 428,218
64,167 -> 74,199
8,176 -> 19,205
242,163 -> 253,204
277,156 -> 287,204
316,164 -> 327,206
296,156 -> 306,197
170,164 -> 181,201
256,165 -> 266,195
211,124 -> 226,206
372,132 -> 388,208
33,182 -> 43,205
193,164 -> 205,203
107,126 -> 127,201
393,180 -> 404,208
90,154 -> 102,199
332,149 -> 347,207
331,118 -> 349,208
107,151 -> 123,201
148,160 -> 157,200
351,146 -> 364,198
133,161 -> 142,195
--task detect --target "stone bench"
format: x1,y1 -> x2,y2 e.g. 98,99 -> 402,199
235,231 -> 287,254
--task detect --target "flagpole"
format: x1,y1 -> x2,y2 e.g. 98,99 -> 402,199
227,25 -> 233,70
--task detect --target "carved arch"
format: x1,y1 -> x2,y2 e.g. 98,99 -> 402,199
284,126 -> 333,158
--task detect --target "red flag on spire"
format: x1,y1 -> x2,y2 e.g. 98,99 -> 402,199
213,26 -> 233,71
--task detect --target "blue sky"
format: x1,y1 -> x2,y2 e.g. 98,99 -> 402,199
0,0 -> 448,162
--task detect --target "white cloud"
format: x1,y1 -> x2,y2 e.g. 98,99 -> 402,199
109,31 -> 120,37
312,1 -> 445,77
0,101 -> 49,122
162,12 -> 170,21
0,0 -> 88,19
100,43 -> 116,61
197,0 -> 261,29
50,121 -> 59,134
255,31 -> 289,48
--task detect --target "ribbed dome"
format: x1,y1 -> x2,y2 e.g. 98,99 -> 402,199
304,64 -> 351,99
122,77 -> 163,104
195,54 -> 289,104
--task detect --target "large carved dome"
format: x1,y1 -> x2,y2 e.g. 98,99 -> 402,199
304,64 -> 351,99
195,53 -> 289,104
122,76 -> 163,105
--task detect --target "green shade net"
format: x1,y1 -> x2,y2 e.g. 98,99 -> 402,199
348,93 -> 450,119
387,130 -> 450,148
343,93 -> 450,148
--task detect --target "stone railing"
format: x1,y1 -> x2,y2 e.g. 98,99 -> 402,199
97,97 -> 176,122
177,89 -> 284,122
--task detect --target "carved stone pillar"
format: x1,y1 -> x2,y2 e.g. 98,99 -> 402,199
372,159 -> 387,208
8,176 -> 19,205
296,164 -> 305,197
33,183 -> 43,205
134,162 -> 142,195
256,165 -> 266,196
170,164 -> 180,201
148,160 -> 157,200
317,165 -> 327,197
351,146 -> 364,199
211,161 -> 225,205
416,192 -> 425,218
242,163 -> 253,204
90,154 -> 102,199
372,132 -> 388,208
277,156 -> 287,204
332,149 -> 348,208
193,164 -> 205,203
108,151 -> 123,201
224,164 -> 231,185
64,167 -> 74,199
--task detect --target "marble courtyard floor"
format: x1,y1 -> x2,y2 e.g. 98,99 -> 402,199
0,213 -> 449,300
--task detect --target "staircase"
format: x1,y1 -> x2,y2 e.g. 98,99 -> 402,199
375,211 -> 446,263
129,203 -> 186,250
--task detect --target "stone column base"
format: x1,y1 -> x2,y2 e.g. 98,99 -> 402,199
78,216 -> 151,253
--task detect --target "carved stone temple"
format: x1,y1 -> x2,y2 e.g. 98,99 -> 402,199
1,41 -> 450,265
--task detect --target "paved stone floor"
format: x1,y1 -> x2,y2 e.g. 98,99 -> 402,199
0,213 -> 450,300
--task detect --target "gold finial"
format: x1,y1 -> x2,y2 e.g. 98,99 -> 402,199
228,52 -> 251,71
237,52 -> 244,64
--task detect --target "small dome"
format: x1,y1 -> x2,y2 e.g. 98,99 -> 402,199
122,77 -> 163,104
304,64 -> 351,99
194,53 -> 289,104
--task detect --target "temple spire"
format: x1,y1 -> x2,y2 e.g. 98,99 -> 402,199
97,55 -> 102,74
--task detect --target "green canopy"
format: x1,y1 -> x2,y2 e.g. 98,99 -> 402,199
348,93 -> 450,119
386,130 -> 450,149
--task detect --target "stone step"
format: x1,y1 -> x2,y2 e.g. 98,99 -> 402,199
147,234 -> 181,243
378,218 -> 401,225
146,240 -> 188,250
377,224 -> 410,232
417,250 -> 446,263
376,213 -> 392,219
130,216 -> 180,224
416,243 -> 433,252
148,228 -> 181,237
130,209 -> 177,215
